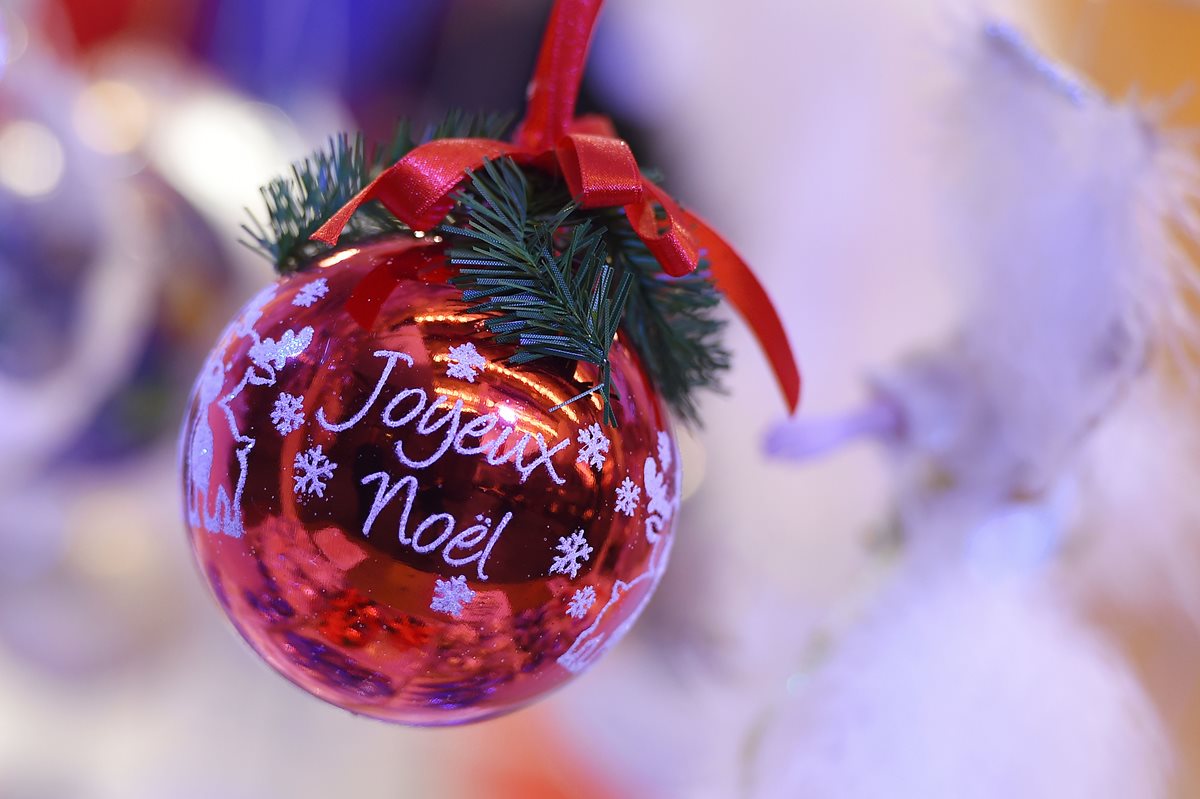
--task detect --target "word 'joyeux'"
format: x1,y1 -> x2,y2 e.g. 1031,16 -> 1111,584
315,349 -> 574,581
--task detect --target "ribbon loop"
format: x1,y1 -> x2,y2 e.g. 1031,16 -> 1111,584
558,133 -> 643,208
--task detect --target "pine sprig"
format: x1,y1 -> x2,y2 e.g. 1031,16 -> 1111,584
241,133 -> 378,274
443,158 -> 726,424
606,213 -> 729,423
445,159 -> 632,424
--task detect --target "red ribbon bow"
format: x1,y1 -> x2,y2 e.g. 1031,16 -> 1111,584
313,0 -> 800,413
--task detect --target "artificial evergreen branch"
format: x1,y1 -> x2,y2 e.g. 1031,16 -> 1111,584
242,112 -> 514,273
444,159 -> 632,424
241,133 -> 377,274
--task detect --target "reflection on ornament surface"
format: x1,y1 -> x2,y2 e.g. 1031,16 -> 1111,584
180,236 -> 678,725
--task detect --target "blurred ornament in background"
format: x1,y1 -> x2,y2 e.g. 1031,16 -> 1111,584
181,240 -> 680,724
0,39 -> 242,472
52,172 -> 231,466
0,11 -> 244,680
187,0 -> 446,110
42,0 -> 545,146
0,50 -> 157,480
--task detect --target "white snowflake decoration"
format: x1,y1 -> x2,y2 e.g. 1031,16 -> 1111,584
657,430 -> 673,473
615,476 -> 641,516
292,278 -> 329,308
566,586 -> 597,619
446,342 -> 488,382
293,444 -> 336,499
430,575 -> 476,617
550,529 -> 593,579
249,327 -> 314,372
576,423 -> 611,470
270,392 -> 306,434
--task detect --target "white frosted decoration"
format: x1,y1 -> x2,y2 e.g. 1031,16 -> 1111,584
559,440 -> 678,674
291,277 -> 329,307
567,586 -> 597,619
549,530 -> 593,580
445,342 -> 488,382
615,476 -> 641,517
187,287 -> 319,537
749,570 -> 1171,799
249,327 -> 314,372
292,444 -> 336,499
575,423 -> 611,470
429,575 -> 476,618
269,392 -> 305,434
315,348 -> 568,485
656,430 -> 674,473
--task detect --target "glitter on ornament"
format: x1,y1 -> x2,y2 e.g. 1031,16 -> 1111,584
577,423 -> 611,470
550,529 -> 594,579
249,327 -> 314,372
187,286 -> 314,539
644,442 -> 674,543
616,476 -> 640,517
270,392 -> 305,434
292,277 -> 329,307
292,444 -> 336,499
657,430 -> 674,473
446,342 -> 487,382
558,440 -> 679,676
430,576 -> 476,618
567,586 -> 597,619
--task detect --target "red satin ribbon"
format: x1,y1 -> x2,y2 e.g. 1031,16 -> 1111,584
312,0 -> 801,412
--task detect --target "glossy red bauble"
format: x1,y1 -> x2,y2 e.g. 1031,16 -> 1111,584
180,237 -> 678,724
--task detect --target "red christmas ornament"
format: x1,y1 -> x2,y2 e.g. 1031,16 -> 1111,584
181,238 -> 679,724
181,0 -> 801,726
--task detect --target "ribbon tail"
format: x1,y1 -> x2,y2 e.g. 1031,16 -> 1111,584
683,211 -> 802,413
